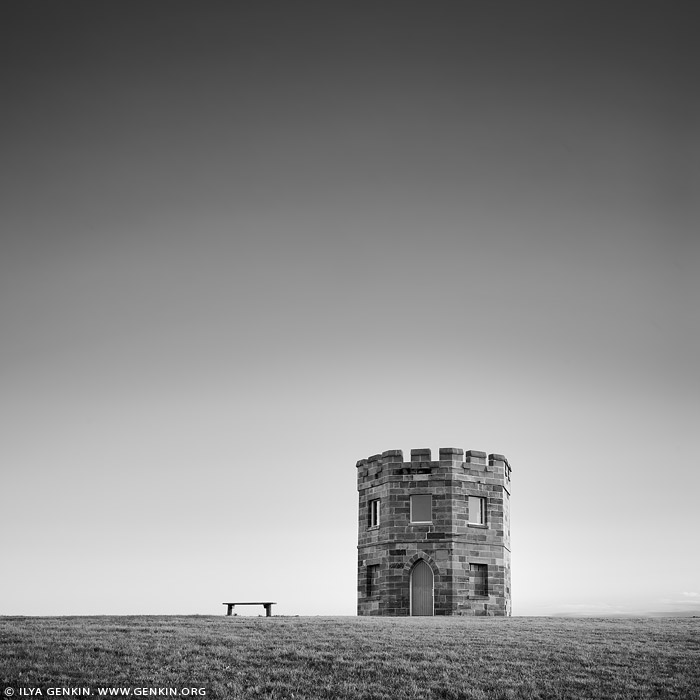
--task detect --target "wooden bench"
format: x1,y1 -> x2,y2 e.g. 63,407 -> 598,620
223,601 -> 276,617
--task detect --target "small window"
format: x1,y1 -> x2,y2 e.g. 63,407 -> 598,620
367,565 -> 380,597
470,563 -> 488,596
468,496 -> 486,525
410,494 -> 432,523
369,499 -> 380,528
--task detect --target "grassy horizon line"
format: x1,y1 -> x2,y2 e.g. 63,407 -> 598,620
1,615 -> 698,699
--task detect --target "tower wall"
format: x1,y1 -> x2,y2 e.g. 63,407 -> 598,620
357,447 -> 512,616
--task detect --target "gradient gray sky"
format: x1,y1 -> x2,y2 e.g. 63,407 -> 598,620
1,1 -> 698,616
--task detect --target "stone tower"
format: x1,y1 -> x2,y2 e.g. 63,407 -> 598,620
357,448 -> 511,616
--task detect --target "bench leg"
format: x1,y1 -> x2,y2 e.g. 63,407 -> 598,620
227,604 -> 234,616
264,604 -> 272,617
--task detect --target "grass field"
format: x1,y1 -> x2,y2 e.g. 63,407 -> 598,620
1,616 -> 698,699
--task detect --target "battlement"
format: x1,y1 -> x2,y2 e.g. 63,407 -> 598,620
356,447 -> 511,484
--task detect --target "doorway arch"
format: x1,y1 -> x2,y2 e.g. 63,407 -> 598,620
410,560 -> 434,616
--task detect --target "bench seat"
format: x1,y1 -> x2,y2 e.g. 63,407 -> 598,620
223,602 -> 276,617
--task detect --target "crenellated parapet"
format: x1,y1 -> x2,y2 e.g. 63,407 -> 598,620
357,447 -> 512,488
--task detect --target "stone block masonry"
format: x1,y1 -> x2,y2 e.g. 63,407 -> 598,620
357,448 -> 511,616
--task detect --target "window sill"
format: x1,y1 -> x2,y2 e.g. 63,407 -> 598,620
467,523 -> 487,528
368,525 -> 380,531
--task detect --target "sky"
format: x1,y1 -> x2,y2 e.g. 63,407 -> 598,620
1,1 -> 698,617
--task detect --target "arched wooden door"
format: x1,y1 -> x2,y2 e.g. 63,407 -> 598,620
410,560 -> 434,616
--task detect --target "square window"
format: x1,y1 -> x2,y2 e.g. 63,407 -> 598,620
410,494 -> 432,523
369,499 -> 380,528
470,563 -> 488,596
468,496 -> 486,525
